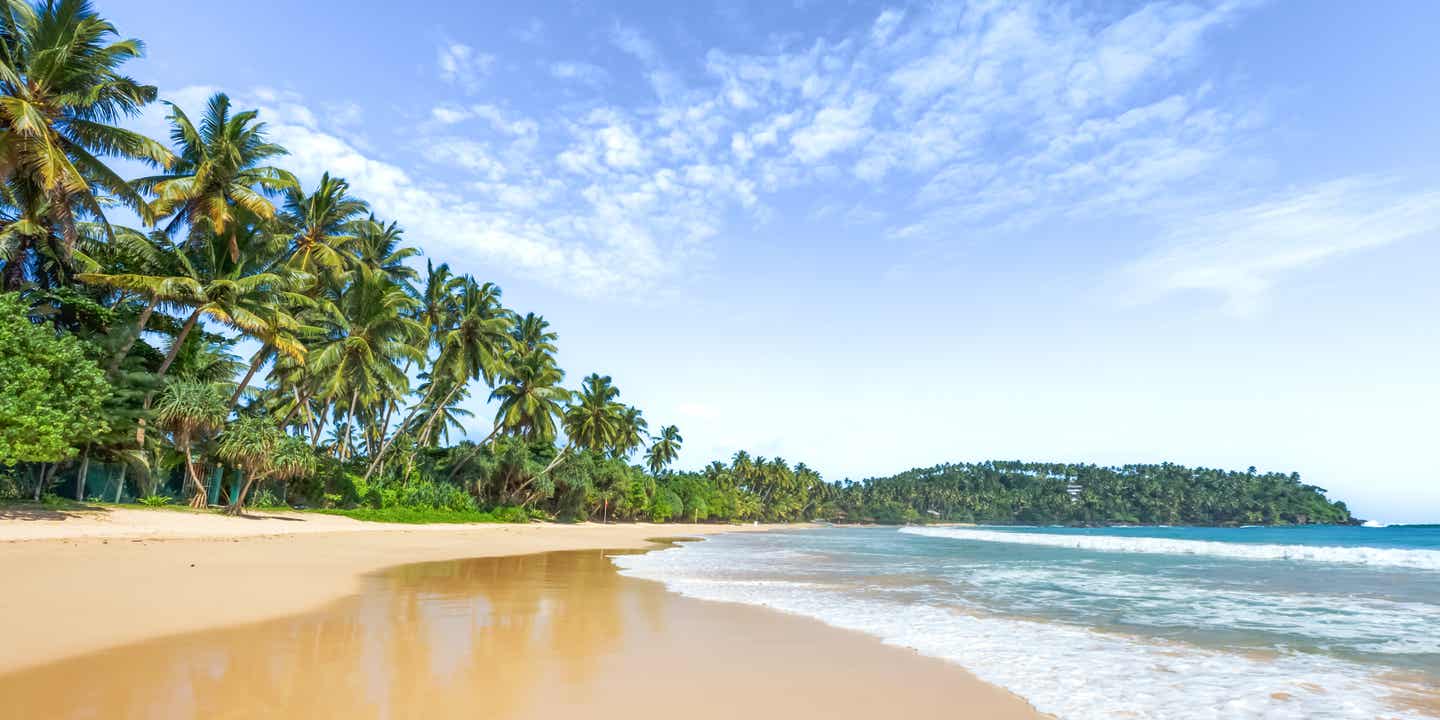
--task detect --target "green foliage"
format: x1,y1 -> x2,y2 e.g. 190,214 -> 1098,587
648,488 -> 684,522
837,461 -> 1354,526
0,293 -> 110,465
138,495 -> 172,507
249,488 -> 284,509
316,505 -> 528,524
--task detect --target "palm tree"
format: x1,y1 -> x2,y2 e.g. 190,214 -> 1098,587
152,379 -> 225,507
131,92 -> 296,262
645,424 -> 683,477
563,373 -> 623,453
308,271 -> 422,459
491,353 -> 567,442
0,0 -> 173,260
362,276 -> 509,482
348,215 -> 418,284
612,405 -> 648,458
282,172 -> 367,277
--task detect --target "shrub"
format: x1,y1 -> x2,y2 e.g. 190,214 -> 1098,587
138,495 -> 171,507
398,480 -> 476,512
250,488 -> 284,509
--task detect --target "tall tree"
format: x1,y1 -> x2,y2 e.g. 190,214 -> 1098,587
132,92 -> 296,261
645,425 -> 683,477
0,0 -> 173,275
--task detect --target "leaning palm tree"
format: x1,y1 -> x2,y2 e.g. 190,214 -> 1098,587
153,379 -> 226,507
362,276 -> 510,482
0,0 -> 174,258
131,92 -> 296,262
645,424 -> 683,477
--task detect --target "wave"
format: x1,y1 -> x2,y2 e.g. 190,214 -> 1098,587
900,526 -> 1440,571
614,541 -> 1432,720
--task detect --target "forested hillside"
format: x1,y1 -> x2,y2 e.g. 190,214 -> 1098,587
830,461 -> 1354,526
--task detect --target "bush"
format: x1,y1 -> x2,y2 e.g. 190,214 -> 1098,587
648,488 -> 683,522
250,488 -> 284,509
138,495 -> 171,507
398,480 -> 476,512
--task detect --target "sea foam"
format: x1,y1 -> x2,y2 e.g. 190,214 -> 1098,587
613,539 -> 1431,720
900,526 -> 1440,571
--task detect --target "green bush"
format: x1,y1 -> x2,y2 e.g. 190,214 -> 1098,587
398,480 -> 476,512
138,495 -> 171,507
250,488 -> 284,509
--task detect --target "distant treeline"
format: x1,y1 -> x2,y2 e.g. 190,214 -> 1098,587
830,461 -> 1355,526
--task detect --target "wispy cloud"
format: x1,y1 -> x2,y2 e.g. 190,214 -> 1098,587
1123,178 -> 1440,313
437,42 -> 494,92
610,22 -> 659,65
171,1 -> 1417,305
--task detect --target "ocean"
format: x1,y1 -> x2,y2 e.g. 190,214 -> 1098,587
613,524 -> 1440,719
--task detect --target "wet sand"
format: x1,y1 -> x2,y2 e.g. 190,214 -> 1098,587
0,547 -> 1042,719
0,513 -> 790,672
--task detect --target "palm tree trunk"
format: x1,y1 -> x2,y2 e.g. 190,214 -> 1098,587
443,424 -> 503,482
75,447 -> 90,501
113,463 -> 128,503
361,380 -> 455,484
341,389 -> 359,460
227,473 -> 264,515
281,387 -> 311,428
310,409 -> 328,450
137,307 -> 204,446
107,295 -> 159,375
183,441 -> 206,509
226,346 -> 267,413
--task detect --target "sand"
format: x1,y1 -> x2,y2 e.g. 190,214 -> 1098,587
0,507 -> 1043,718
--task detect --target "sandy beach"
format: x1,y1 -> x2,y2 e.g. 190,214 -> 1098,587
0,508 -> 1042,718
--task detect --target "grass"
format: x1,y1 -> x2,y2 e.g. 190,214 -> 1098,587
313,506 -> 532,524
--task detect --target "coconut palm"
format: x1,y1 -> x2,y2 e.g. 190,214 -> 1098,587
563,373 -> 623,453
363,275 -> 509,482
491,353 -> 567,442
0,0 -> 173,258
282,172 -> 367,277
131,92 -> 296,261
152,379 -> 225,507
348,215 -> 418,285
645,424 -> 683,477
612,405 -> 648,459
308,271 -> 422,458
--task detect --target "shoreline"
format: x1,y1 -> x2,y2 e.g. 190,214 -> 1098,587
0,507 -> 1044,719
1,543 -> 1044,719
0,507 -> 795,673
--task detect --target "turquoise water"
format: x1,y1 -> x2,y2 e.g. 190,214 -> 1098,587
615,525 -> 1440,719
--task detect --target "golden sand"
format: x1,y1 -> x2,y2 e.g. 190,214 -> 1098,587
0,510 -> 1042,718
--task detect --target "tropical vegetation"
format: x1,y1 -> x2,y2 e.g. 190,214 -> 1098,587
0,0 -> 1355,527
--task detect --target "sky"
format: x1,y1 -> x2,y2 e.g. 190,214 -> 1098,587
104,0 -> 1440,522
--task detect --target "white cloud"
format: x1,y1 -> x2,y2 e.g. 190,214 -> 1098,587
437,42 -> 494,92
611,23 -> 658,65
790,93 -> 877,162
1123,178 -> 1440,313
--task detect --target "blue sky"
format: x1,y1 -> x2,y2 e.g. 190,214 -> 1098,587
106,0 -> 1440,522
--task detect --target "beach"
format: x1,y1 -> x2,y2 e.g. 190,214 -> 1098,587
0,509 -> 1041,719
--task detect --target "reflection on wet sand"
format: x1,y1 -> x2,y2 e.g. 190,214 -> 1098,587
1,544 -> 1041,719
